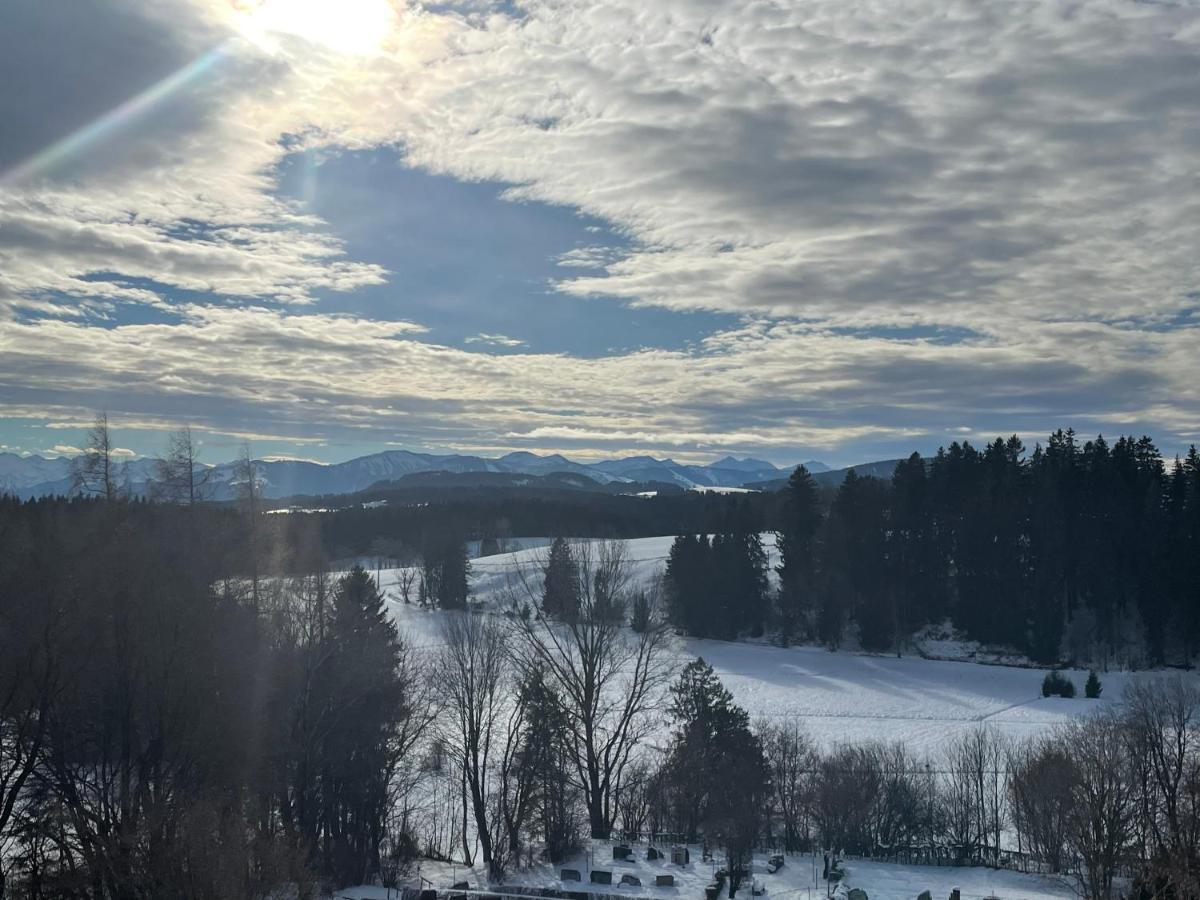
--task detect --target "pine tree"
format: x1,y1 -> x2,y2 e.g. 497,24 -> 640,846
321,566 -> 410,883
821,471 -> 890,651
891,453 -> 944,641
665,534 -> 714,637
776,466 -> 821,645
437,540 -> 470,609
541,537 -> 579,618
516,663 -> 579,861
666,659 -> 768,895
630,590 -> 652,633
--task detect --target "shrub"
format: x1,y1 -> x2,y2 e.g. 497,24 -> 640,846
1043,669 -> 1077,698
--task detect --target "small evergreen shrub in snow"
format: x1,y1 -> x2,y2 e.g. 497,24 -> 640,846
1085,670 -> 1102,698
1042,669 -> 1076,698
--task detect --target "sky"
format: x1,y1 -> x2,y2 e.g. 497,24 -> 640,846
0,0 -> 1198,469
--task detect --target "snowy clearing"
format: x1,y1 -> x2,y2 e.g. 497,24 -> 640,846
375,535 -> 1140,757
337,842 -> 1076,900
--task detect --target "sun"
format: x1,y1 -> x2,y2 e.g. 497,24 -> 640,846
235,0 -> 396,55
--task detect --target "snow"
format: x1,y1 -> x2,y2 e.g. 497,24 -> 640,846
377,535 -> 1136,757
339,534 -> 1158,900
336,844 -> 1076,900
836,858 -> 1073,900
684,639 -> 1125,754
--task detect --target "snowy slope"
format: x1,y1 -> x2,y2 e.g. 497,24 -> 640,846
3,451 -> 803,499
338,841 -> 1076,900
376,535 -> 1137,758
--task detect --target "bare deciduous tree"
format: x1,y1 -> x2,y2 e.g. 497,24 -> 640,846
1123,677 -> 1200,895
1063,711 -> 1138,900
152,426 -> 209,505
439,613 -> 508,872
1009,737 -> 1074,874
0,595 -> 62,900
943,725 -> 1008,864
759,719 -> 818,852
509,539 -> 673,838
396,567 -> 418,605
71,412 -> 121,500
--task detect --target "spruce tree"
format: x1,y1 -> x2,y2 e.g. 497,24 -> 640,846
776,465 -> 821,645
665,534 -> 714,637
437,540 -> 470,609
822,471 -> 890,651
891,453 -> 943,639
666,659 -> 768,895
322,566 -> 409,883
541,537 -> 580,619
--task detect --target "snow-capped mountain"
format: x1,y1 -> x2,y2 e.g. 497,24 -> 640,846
0,449 -> 823,500
0,453 -> 72,489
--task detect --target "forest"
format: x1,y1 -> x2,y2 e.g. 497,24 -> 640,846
668,430 -> 1200,668
1,422 -> 1199,898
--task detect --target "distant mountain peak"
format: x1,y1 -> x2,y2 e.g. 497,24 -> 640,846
710,455 -> 779,472
1,447 -> 828,500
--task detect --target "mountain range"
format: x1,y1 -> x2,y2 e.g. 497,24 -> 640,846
0,448 -> 832,501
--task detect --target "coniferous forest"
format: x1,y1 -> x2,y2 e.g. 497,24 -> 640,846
2,426 -> 1200,898
667,431 -> 1200,668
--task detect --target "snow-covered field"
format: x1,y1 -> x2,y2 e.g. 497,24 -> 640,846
344,535 -> 1129,900
378,535 -> 1130,757
338,842 -> 1076,900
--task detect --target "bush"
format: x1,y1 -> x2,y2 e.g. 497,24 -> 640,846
1085,670 -> 1102,698
1043,669 -> 1076,698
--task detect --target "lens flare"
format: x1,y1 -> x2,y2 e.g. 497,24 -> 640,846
0,45 -> 228,186
235,0 -> 396,55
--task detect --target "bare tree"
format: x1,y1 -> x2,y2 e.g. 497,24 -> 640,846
71,412 -> 121,500
234,442 -> 265,607
396,567 -> 418,606
438,613 -> 508,872
0,595 -> 62,900
1062,711 -> 1138,900
614,758 -> 655,838
759,719 -> 818,851
509,539 -> 673,838
233,441 -> 261,517
1009,737 -> 1074,874
1123,677 -> 1200,895
943,725 -> 1008,864
814,744 -> 881,854
151,426 -> 208,505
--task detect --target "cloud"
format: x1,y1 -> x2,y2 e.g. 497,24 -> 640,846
465,332 -> 527,347
0,0 -> 389,316
3,305 -> 1197,461
1,0 -> 1199,461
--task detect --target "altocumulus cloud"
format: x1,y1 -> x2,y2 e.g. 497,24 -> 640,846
0,0 -> 1198,461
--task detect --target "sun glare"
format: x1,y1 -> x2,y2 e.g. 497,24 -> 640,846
236,0 -> 396,55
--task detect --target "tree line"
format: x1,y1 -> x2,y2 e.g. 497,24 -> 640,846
667,430 -> 1200,667
0,493 -> 431,899
3,490 -> 1199,899
4,417 -> 1199,899
57,414 -> 778,563
745,676 -> 1200,900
